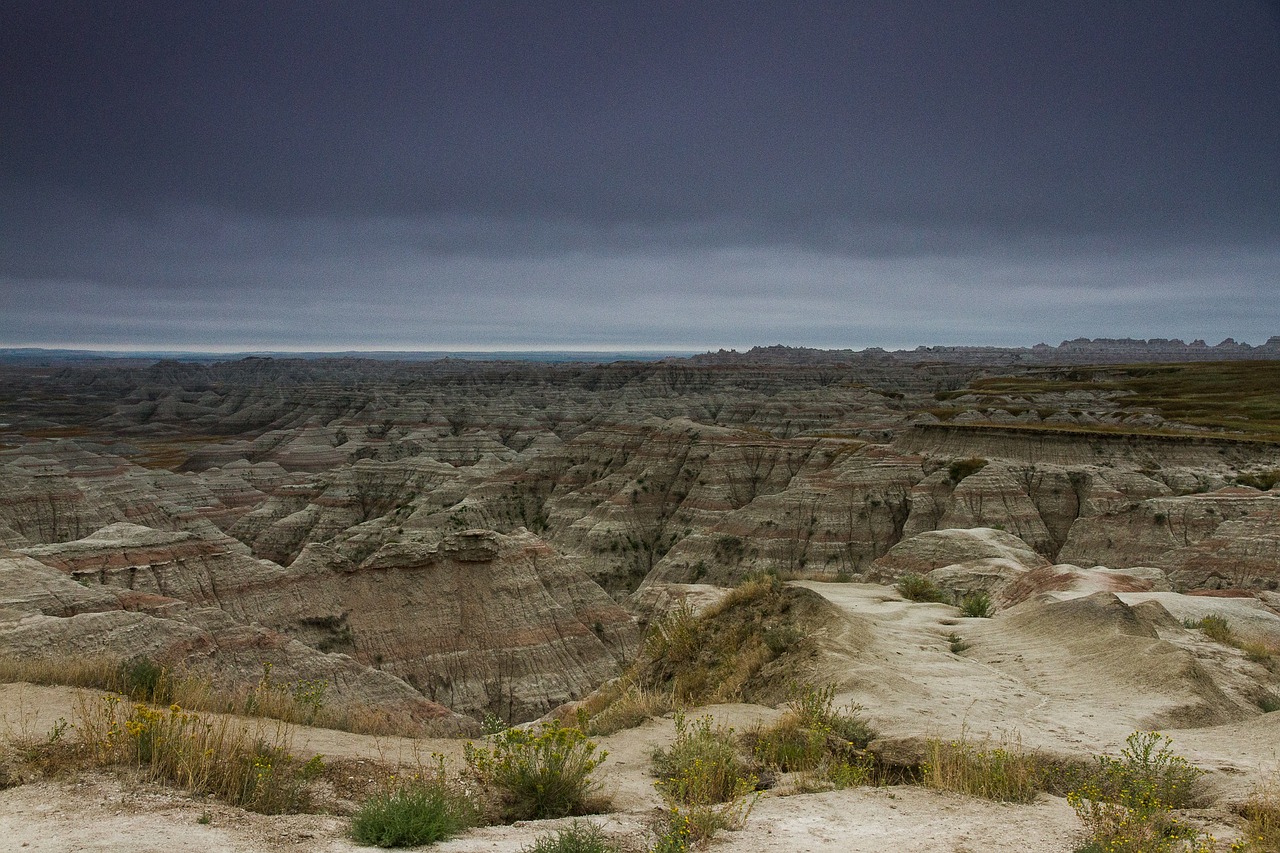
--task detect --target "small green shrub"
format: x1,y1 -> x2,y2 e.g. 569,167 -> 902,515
118,655 -> 172,704
350,774 -> 478,848
631,576 -> 819,706
649,807 -> 695,853
896,574 -> 948,603
519,820 -> 620,853
749,683 -> 875,778
959,591 -> 993,618
464,722 -> 607,821
1198,615 -> 1233,644
1090,731 -> 1204,809
649,796 -> 757,852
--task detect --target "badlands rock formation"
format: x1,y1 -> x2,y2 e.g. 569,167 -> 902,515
1,350 -> 1278,726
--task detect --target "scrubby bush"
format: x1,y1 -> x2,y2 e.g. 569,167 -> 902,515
350,773 -> 478,848
650,713 -> 758,849
896,574 -> 948,603
1088,731 -> 1203,809
464,722 -> 607,821
118,655 -> 172,704
959,591 -> 993,618
632,575 -> 821,706
1068,731 -> 1209,853
748,684 -> 876,792
1198,614 -> 1233,644
652,713 -> 753,806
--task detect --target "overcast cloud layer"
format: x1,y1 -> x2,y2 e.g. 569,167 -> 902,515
3,1 -> 1279,351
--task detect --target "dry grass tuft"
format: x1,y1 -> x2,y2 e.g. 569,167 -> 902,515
1191,617 -> 1277,670
10,692 -> 323,813
1233,773 -> 1280,852
921,730 -> 1048,803
577,680 -> 674,736
632,575 -> 824,706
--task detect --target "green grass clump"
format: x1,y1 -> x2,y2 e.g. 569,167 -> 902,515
896,574 -> 948,603
1068,731 -> 1209,853
118,655 -> 172,704
350,774 -> 478,848
519,820 -> 620,853
464,722 -> 607,821
959,591 -> 993,618
921,732 -> 1047,803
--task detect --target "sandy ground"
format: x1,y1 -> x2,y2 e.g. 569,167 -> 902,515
3,581 -> 1277,851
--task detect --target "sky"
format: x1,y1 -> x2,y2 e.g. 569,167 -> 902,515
2,1 -> 1279,353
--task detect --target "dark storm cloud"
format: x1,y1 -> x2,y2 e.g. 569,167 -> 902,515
1,1 -> 1279,349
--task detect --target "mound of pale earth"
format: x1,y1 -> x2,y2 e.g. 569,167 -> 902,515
794,581 -> 1278,798
996,563 -> 1173,607
869,528 -> 1050,582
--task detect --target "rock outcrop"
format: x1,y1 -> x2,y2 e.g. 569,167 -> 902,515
0,548 -> 474,734
12,522 -> 638,722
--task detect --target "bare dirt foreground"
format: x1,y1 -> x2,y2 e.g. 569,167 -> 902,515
2,580 -> 1278,852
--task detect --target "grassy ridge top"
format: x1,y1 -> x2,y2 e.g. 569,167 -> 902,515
953,361 -> 1280,442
